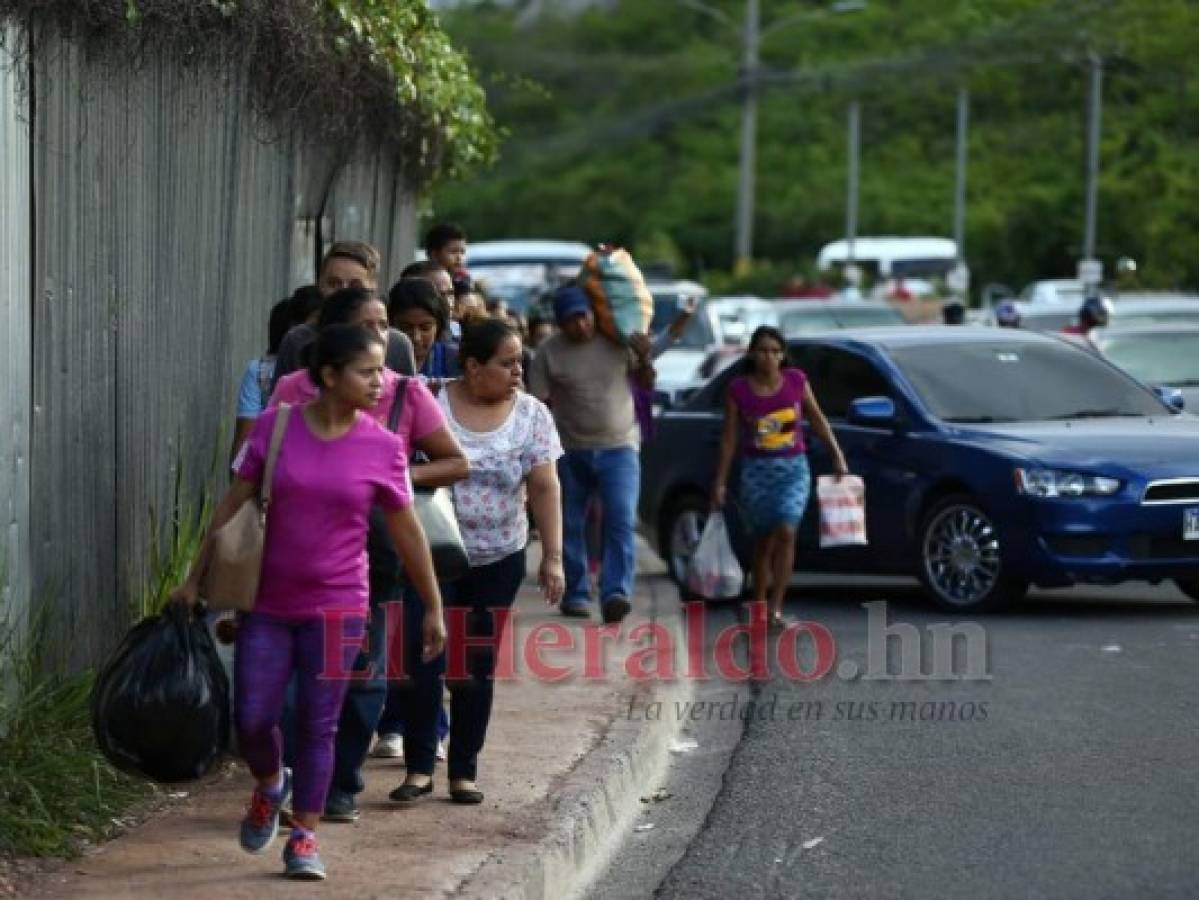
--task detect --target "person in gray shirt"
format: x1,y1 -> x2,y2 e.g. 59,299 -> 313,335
527,285 -> 654,624
273,241 -> 415,384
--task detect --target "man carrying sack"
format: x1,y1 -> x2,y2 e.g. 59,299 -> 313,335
528,283 -> 654,624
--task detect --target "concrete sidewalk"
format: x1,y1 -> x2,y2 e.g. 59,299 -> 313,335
25,541 -> 688,899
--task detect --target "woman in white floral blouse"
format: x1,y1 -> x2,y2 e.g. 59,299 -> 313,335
389,318 -> 565,806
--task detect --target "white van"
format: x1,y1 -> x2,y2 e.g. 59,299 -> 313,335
817,236 -> 959,297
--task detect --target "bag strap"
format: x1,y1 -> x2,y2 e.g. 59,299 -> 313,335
387,376 -> 408,434
261,403 -> 293,512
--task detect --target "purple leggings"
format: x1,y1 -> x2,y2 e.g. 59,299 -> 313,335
234,611 -> 365,815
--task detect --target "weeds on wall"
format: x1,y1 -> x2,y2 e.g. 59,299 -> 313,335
0,596 -> 154,858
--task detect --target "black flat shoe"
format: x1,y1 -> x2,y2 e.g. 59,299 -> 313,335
450,787 -> 485,805
389,780 -> 434,802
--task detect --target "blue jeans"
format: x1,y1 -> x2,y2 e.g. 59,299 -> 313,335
558,447 -> 639,606
327,601 -> 390,798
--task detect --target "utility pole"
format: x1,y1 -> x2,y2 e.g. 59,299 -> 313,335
1083,52 -> 1098,276
951,87 -> 970,299
733,0 -> 760,275
683,0 -> 865,272
845,99 -> 860,264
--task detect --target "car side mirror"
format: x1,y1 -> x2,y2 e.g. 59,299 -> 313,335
847,396 -> 898,429
1153,385 -> 1185,413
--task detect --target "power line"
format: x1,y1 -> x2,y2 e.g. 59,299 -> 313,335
490,0 -> 1125,171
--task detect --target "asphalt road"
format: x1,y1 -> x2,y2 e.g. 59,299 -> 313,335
588,576 -> 1199,900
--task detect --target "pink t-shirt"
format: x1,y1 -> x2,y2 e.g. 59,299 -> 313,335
727,367 -> 808,458
270,369 -> 446,458
233,405 -> 413,619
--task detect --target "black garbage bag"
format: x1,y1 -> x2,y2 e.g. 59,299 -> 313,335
91,604 -> 230,783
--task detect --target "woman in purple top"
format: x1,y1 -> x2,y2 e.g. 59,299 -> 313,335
172,326 -> 446,882
713,326 -> 848,629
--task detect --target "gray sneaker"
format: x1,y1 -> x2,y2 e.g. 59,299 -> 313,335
238,768 -> 292,854
322,789 -> 360,823
283,831 -> 327,880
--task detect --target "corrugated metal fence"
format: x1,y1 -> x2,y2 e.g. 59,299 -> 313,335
3,24 -> 417,670
0,24 -> 32,649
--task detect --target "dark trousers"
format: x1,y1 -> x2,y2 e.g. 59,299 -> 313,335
330,586 -> 444,796
407,549 -> 526,782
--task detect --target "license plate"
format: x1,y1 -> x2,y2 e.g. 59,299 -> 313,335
1185,508 -> 1199,541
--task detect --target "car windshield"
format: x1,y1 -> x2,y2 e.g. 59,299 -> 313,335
889,341 -> 1166,422
1097,332 -> 1199,386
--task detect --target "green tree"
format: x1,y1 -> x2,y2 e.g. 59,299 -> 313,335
434,0 -> 1199,293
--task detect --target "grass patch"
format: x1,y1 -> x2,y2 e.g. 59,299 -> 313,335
0,455 -> 218,858
0,656 -> 157,857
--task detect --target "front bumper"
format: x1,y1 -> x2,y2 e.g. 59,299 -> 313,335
1002,495 -> 1199,585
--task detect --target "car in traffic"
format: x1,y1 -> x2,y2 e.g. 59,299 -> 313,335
640,326 -> 1199,612
774,299 -> 906,337
465,239 -> 593,313
1108,293 -> 1199,328
817,236 -> 959,299
1092,323 -> 1199,409
1019,278 -> 1086,308
978,301 -> 1077,331
646,278 -> 708,336
654,296 -> 777,408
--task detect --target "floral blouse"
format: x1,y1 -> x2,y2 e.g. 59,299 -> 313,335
438,390 -> 563,566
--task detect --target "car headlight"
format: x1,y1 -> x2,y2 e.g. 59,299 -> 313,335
1014,468 -> 1122,498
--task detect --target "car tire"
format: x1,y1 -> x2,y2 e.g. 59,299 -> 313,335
918,494 -> 1028,613
1172,578 -> 1199,603
660,492 -> 709,600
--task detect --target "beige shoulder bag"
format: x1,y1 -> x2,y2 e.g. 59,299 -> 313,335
200,404 -> 293,611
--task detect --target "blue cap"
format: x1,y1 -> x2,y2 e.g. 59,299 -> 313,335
554,286 -> 591,324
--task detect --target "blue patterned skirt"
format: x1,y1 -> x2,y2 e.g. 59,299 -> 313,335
738,454 -> 811,535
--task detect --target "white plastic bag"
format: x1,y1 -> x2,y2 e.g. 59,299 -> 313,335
686,512 -> 745,599
817,474 -> 868,548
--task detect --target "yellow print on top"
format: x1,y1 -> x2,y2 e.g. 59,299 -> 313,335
755,406 -> 797,451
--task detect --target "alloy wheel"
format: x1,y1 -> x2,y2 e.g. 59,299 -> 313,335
922,503 -> 1002,608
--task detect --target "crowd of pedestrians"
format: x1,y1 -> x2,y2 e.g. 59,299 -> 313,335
170,221 -> 840,882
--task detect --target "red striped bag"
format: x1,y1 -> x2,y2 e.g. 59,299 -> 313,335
817,475 -> 868,548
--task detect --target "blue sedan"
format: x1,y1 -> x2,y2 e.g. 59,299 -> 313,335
640,326 -> 1199,612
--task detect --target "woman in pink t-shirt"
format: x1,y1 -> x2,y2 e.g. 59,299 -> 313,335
172,326 -> 445,881
713,326 -> 848,629
267,287 -> 467,825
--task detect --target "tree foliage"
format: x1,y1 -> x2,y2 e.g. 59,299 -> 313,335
4,0 -> 498,187
433,0 -> 1199,294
